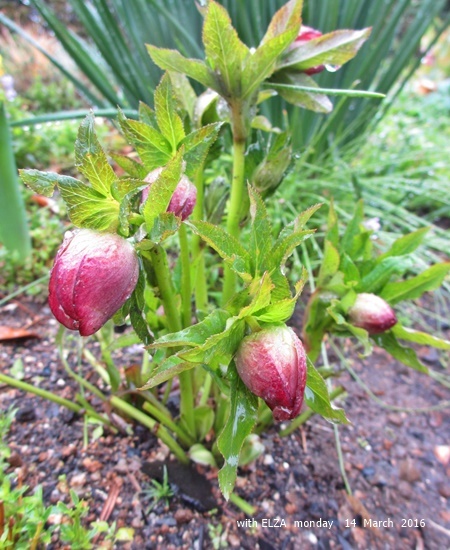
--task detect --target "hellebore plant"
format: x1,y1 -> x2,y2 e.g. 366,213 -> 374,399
17,0 -> 450,500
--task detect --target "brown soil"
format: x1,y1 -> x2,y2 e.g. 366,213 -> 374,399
0,297 -> 449,550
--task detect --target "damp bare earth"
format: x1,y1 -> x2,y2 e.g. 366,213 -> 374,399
0,297 -> 449,549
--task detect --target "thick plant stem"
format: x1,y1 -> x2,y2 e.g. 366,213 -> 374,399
0,372 -> 82,415
179,224 -> 192,328
192,168 -> 207,312
110,396 -> 189,464
149,245 -> 196,438
222,137 -> 246,304
149,245 -> 182,333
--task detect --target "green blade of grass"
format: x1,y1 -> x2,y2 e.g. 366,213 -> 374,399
0,102 -> 31,261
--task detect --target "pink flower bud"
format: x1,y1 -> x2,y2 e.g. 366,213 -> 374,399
294,25 -> 325,75
49,229 -> 139,336
235,326 -> 307,421
348,293 -> 397,335
142,169 -> 197,221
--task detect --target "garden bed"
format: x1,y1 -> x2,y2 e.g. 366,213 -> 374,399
1,296 -> 449,549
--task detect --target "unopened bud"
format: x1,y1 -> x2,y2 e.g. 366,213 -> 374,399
142,169 -> 197,221
348,293 -> 397,334
293,25 -> 325,75
235,325 -> 307,421
49,229 -> 139,336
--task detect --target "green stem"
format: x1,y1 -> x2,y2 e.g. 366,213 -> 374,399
75,394 -> 117,431
149,245 -> 196,438
58,334 -> 108,402
82,348 -> 110,386
110,396 -> 189,464
199,373 -> 212,407
334,423 -> 352,495
142,401 -> 194,448
192,168 -> 208,312
179,224 -> 192,328
222,137 -> 246,305
229,493 -> 256,516
149,245 -> 182,333
0,372 -> 83,414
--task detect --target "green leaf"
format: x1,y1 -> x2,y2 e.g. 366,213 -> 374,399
248,185 -> 272,274
252,132 -> 292,192
19,169 -> 74,197
154,73 -> 185,150
147,45 -> 217,90
203,0 -> 250,96
58,178 -> 119,231
193,406 -> 215,441
128,268 -> 153,348
304,358 -> 349,424
148,212 -> 181,244
271,229 -> 315,270
378,227 -> 429,261
327,303 -> 372,356
0,102 -> 31,260
238,272 -> 274,319
392,324 -> 450,350
140,355 -> 195,390
142,149 -> 183,232
261,0 -> 303,44
169,72 -> 197,122
380,263 -> 450,305
268,81 -> 385,99
110,154 -> 148,180
242,24 -> 298,100
180,318 -> 245,368
341,200 -> 364,256
117,109 -> 172,171
277,203 -> 322,241
138,101 -> 158,129
149,309 -> 230,349
373,333 -> 429,374
279,28 -> 372,71
317,240 -> 340,286
217,362 -> 258,500
112,178 -> 147,201
325,199 -> 339,247
270,72 -> 332,113
186,220 -> 252,282
340,253 -> 361,285
357,256 -> 412,294
75,112 -> 116,196
255,275 -> 306,323
181,122 -> 222,180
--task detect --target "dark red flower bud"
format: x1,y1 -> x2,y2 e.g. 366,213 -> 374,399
142,169 -> 197,221
294,25 -> 325,75
49,229 -> 139,336
235,325 -> 307,421
348,293 -> 397,335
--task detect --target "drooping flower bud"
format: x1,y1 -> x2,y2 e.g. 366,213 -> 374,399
49,229 -> 139,336
293,25 -> 325,75
348,293 -> 397,335
235,325 -> 307,421
142,168 -> 197,221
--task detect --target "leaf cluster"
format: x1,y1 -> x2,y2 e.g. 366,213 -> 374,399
303,201 -> 450,370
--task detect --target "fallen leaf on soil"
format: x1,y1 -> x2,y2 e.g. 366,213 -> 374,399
0,326 -> 39,341
346,494 -> 382,538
